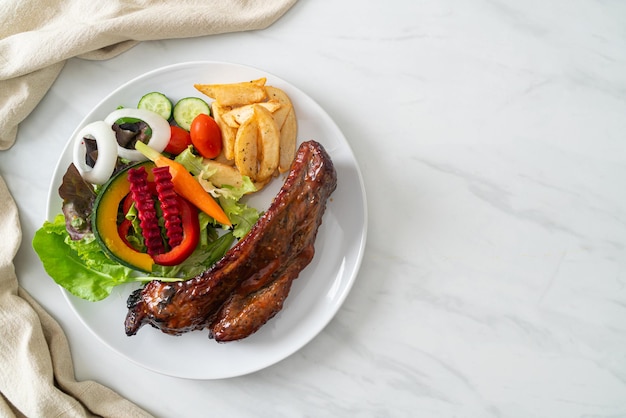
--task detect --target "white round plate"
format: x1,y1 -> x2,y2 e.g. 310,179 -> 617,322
47,61 -> 367,379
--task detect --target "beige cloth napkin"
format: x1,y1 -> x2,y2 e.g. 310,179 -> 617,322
0,0 -> 296,416
0,178 -> 153,417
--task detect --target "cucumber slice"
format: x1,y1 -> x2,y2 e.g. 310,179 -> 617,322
137,92 -> 173,121
173,97 -> 211,131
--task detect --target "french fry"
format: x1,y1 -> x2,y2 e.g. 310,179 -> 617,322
212,101 -> 237,161
254,105 -> 280,182
234,115 -> 259,179
194,78 -> 267,106
278,106 -> 297,173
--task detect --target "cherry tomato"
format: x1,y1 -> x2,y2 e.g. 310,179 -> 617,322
165,125 -> 192,155
190,113 -> 222,159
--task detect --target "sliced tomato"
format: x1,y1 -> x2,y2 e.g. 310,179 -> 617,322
165,125 -> 192,155
190,113 -> 222,159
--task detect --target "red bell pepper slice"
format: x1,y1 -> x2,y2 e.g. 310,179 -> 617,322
152,197 -> 200,266
118,219 -> 134,248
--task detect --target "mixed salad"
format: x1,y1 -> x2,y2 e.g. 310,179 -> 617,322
33,92 -> 261,302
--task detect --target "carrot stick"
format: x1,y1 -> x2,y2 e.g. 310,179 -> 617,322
135,142 -> 232,226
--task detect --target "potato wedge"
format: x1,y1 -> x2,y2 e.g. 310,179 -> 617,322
212,101 -> 237,161
278,106 -> 297,173
252,177 -> 271,192
201,159 -> 247,188
254,105 -> 280,182
213,151 -> 235,166
234,115 -> 259,180
249,78 -> 267,86
265,86 -> 293,128
222,100 -> 282,128
194,78 -> 267,106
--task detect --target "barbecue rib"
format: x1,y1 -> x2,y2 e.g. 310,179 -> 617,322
124,140 -> 337,340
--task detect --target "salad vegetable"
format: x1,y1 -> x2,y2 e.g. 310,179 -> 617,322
33,91 -> 263,302
190,113 -> 222,159
103,108 -> 170,161
152,166 -> 184,248
135,141 -> 231,226
33,215 -> 137,302
127,165 -> 165,256
165,125 -> 192,155
71,121 -> 119,185
137,92 -> 173,120
91,161 -> 155,272
172,97 -> 211,130
151,197 -> 199,266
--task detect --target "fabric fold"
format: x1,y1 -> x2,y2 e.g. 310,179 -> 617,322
0,177 -> 153,417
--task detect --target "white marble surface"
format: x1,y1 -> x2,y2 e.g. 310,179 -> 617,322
1,1 -> 626,416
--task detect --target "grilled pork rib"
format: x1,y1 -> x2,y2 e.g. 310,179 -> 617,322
124,140 -> 337,341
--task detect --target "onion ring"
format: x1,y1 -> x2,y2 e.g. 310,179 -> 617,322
72,121 -> 119,185
104,108 -> 170,161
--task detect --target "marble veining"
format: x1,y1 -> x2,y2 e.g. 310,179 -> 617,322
1,0 -> 625,416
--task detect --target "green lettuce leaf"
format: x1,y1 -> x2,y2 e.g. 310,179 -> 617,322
32,215 -> 136,302
174,146 -> 205,175
219,196 -> 260,239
